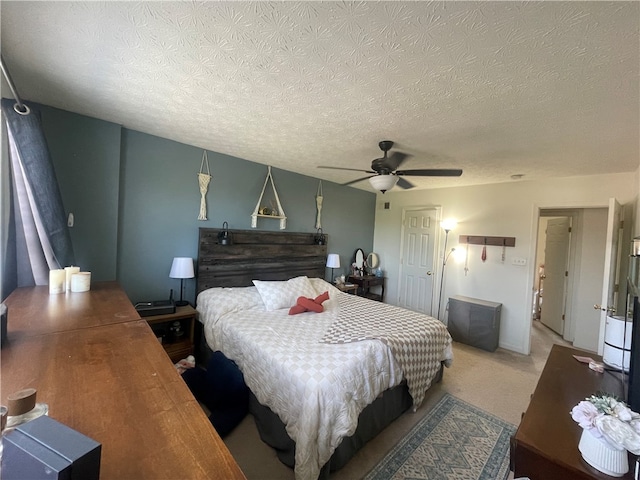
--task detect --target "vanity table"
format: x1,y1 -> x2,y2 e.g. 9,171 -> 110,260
348,275 -> 385,302
336,283 -> 358,295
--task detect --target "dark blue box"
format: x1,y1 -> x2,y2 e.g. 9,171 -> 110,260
1,415 -> 101,480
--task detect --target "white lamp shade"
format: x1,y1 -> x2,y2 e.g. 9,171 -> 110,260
369,175 -> 398,192
169,257 -> 194,279
326,254 -> 340,268
440,218 -> 457,232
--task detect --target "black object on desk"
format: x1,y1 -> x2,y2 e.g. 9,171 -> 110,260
135,299 -> 176,317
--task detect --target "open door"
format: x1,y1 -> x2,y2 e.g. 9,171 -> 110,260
597,198 -> 622,356
540,217 -> 572,335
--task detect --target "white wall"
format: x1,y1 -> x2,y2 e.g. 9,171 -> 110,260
373,172 -> 636,354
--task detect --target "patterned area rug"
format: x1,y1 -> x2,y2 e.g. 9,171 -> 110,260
365,393 -> 516,480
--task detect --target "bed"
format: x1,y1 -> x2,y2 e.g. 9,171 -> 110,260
195,228 -> 453,480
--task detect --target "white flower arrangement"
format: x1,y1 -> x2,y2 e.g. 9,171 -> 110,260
571,393 -> 640,454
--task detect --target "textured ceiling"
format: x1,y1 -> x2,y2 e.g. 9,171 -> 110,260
1,1 -> 638,192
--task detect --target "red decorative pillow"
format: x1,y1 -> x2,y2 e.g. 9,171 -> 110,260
288,291 -> 330,315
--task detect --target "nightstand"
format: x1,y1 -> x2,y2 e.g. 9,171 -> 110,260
336,283 -> 358,295
348,275 -> 385,302
144,305 -> 196,363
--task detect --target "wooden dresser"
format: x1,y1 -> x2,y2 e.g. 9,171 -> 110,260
511,344 -> 633,480
1,282 -> 246,480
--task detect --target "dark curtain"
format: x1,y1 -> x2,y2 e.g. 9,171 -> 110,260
1,98 -> 75,300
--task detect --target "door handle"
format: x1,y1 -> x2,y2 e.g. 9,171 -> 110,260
426,271 -> 433,276
594,304 -> 616,314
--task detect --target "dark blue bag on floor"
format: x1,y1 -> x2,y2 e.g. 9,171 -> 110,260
182,351 -> 249,438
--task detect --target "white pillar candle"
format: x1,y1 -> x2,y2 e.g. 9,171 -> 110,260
64,266 -> 80,292
49,269 -> 65,294
70,272 -> 91,293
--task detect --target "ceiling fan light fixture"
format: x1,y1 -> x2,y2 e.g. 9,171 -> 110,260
369,175 -> 398,193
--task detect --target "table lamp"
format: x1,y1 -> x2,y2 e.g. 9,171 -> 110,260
326,254 -> 340,283
169,257 -> 194,306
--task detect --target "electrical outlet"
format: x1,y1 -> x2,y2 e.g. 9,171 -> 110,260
512,257 -> 527,266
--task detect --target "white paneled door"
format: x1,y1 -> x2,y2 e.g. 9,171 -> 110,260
540,217 -> 572,335
399,208 -> 437,315
597,198 -> 622,356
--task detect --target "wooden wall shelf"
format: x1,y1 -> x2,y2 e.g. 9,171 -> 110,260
459,235 -> 516,247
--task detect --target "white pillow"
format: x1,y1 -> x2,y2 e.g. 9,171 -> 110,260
308,277 -> 341,311
196,285 -> 264,325
308,278 -> 340,296
252,276 -> 318,311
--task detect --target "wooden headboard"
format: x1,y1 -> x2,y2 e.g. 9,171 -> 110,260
197,228 -> 328,294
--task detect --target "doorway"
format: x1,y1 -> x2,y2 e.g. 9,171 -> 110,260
537,216 -> 572,336
532,208 -> 608,353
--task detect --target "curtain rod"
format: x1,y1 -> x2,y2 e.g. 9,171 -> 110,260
0,55 -> 28,114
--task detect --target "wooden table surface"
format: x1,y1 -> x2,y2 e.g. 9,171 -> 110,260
3,281 -> 140,339
2,282 -> 246,480
513,344 -> 633,479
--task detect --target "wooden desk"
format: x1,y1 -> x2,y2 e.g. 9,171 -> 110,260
2,281 -> 139,340
2,283 -> 246,480
511,344 -> 633,480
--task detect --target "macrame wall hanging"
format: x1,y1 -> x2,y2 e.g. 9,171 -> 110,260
315,180 -> 323,229
197,151 -> 211,221
251,166 -> 287,230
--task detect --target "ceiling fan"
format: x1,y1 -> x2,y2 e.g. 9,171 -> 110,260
318,140 -> 463,193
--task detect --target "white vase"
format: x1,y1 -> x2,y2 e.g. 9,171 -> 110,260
578,428 -> 629,477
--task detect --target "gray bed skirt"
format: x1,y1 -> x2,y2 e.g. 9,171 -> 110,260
249,363 -> 444,478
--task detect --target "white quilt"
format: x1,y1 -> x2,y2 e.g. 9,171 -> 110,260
196,279 -> 453,480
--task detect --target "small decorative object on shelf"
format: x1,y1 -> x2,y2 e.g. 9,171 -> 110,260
251,166 -> 286,229
571,393 -> 640,476
169,321 -> 184,342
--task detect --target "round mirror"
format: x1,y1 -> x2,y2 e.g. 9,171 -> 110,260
367,252 -> 379,269
354,248 -> 365,272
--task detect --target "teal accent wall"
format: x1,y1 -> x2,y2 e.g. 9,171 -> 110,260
40,105 -> 122,282
39,105 -> 376,305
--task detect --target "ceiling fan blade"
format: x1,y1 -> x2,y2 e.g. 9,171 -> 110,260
318,166 -> 375,173
396,177 -> 415,189
386,152 -> 411,171
396,169 -> 463,177
341,175 -> 375,186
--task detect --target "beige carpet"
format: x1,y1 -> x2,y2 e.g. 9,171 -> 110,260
222,320 -> 571,479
